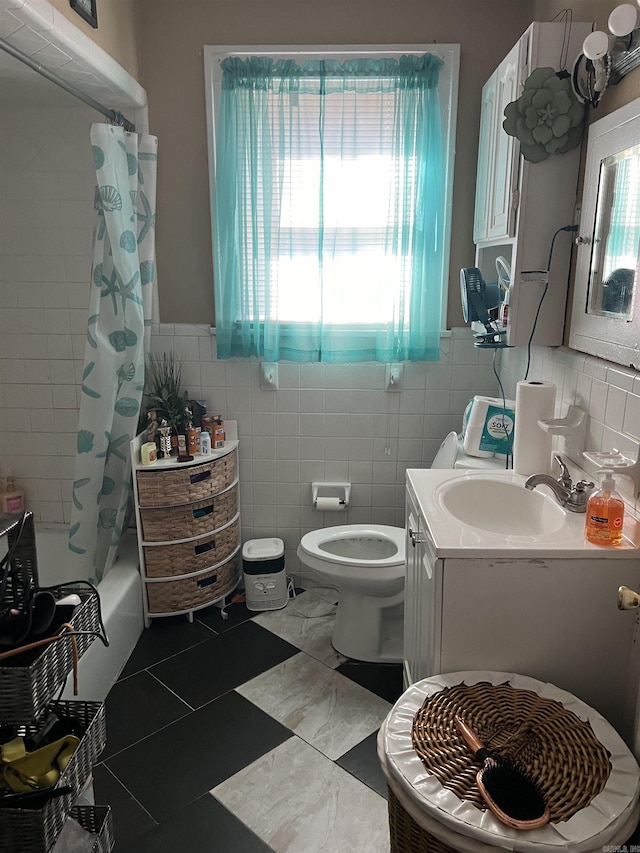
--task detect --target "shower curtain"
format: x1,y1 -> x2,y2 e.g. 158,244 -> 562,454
69,124 -> 158,583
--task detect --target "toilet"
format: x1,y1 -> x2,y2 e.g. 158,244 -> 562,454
297,524 -> 406,663
296,432 -> 506,663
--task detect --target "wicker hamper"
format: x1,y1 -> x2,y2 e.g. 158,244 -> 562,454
380,673 -> 640,853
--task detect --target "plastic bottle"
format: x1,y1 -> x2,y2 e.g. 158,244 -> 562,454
585,469 -> 625,546
0,477 -> 25,513
199,431 -> 211,455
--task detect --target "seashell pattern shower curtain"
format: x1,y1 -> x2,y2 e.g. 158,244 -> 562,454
68,124 -> 157,583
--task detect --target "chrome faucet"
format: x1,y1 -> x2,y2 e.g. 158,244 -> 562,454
524,455 -> 594,512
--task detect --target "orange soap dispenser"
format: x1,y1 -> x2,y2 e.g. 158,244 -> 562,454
585,469 -> 625,546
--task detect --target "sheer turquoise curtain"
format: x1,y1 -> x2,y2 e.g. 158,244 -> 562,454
214,54 -> 444,363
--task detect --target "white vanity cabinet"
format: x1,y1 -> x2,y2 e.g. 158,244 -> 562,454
405,469 -> 640,747
473,21 -> 591,347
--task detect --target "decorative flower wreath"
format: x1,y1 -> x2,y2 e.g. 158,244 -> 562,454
503,67 -> 585,162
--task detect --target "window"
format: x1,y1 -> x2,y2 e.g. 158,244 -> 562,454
205,46 -> 459,363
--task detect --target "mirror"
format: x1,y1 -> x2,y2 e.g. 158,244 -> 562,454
587,143 -> 640,319
570,96 -> 640,368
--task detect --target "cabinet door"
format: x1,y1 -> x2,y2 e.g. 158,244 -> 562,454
473,72 -> 497,243
486,41 -> 524,240
403,495 -> 441,686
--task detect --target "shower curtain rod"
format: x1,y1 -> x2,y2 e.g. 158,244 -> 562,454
0,36 -> 136,132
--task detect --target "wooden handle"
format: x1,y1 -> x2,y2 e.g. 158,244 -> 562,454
454,715 -> 485,756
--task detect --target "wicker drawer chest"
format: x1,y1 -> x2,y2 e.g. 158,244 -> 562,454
131,433 -> 242,625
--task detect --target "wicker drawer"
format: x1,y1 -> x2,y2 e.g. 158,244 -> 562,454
146,552 -> 241,614
136,448 -> 237,508
140,483 -> 238,542
143,516 -> 240,578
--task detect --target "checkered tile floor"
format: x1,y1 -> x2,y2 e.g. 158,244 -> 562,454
93,590 -> 403,852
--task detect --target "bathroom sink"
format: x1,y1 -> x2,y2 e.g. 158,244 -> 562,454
434,477 -> 567,536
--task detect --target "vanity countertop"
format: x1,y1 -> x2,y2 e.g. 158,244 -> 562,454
407,467 -> 640,559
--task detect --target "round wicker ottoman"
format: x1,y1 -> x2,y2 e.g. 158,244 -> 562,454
378,671 -> 640,853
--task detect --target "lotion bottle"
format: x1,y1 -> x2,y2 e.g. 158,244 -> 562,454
0,477 -> 25,513
585,469 -> 625,546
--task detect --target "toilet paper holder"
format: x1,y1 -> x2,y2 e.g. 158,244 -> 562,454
312,481 -> 351,508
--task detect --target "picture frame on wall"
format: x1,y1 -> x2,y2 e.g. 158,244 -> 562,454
69,0 -> 98,29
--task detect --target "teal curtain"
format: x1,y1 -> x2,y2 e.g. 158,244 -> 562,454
68,125 -> 158,583
214,54 -> 444,363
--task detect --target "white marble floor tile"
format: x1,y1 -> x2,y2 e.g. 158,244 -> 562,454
212,736 -> 390,853
236,651 -> 391,760
253,589 -> 347,668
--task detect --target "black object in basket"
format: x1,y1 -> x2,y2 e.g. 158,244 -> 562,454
0,513 -> 103,724
0,700 -> 106,853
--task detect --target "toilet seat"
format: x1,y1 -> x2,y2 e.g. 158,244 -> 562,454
298,524 -> 405,569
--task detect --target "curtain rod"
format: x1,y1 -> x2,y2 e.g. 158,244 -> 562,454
0,36 -> 135,132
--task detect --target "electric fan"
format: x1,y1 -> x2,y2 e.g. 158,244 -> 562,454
460,267 -> 507,348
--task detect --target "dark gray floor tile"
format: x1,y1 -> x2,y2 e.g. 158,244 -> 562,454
149,619 -> 298,708
103,670 -> 191,759
105,690 -> 291,821
336,729 -> 388,799
117,793 -> 273,853
119,615 -> 214,679
196,595 -> 256,632
92,762 -> 157,849
336,661 -> 404,704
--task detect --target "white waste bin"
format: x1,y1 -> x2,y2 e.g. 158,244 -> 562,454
242,538 -> 287,611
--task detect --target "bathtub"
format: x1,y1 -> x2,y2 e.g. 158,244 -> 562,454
35,525 -> 143,702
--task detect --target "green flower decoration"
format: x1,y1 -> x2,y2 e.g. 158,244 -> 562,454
503,67 -> 585,163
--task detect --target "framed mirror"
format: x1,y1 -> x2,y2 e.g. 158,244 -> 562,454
570,96 -> 640,368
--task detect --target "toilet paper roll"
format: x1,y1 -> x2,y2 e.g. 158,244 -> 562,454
512,380 -> 556,476
315,497 -> 345,512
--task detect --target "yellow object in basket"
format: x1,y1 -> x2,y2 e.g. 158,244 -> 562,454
1,735 -> 80,792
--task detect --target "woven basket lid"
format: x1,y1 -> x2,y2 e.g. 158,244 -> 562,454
382,671 -> 640,853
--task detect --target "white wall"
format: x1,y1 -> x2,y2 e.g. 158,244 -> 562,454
498,345 -> 640,509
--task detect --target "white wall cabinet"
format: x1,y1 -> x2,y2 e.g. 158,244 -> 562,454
472,21 -> 591,347
404,472 -> 640,749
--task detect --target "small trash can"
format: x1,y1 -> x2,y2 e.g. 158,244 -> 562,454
242,538 -> 287,611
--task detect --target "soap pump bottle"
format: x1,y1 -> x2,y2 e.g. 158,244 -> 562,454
0,477 -> 25,514
585,469 -> 625,546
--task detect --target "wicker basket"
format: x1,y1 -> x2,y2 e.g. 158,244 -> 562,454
139,483 -> 238,542
0,512 -> 102,724
136,449 -> 237,508
143,516 -> 240,578
70,806 -> 114,853
0,700 -> 106,853
388,787 -> 457,853
146,550 -> 241,613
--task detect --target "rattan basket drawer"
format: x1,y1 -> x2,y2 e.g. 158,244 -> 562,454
143,516 -> 240,578
136,448 -> 237,508
70,806 -> 114,853
139,483 -> 238,542
0,700 -> 106,853
146,551 -> 241,614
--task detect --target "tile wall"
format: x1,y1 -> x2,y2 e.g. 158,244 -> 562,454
498,344 -> 640,509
